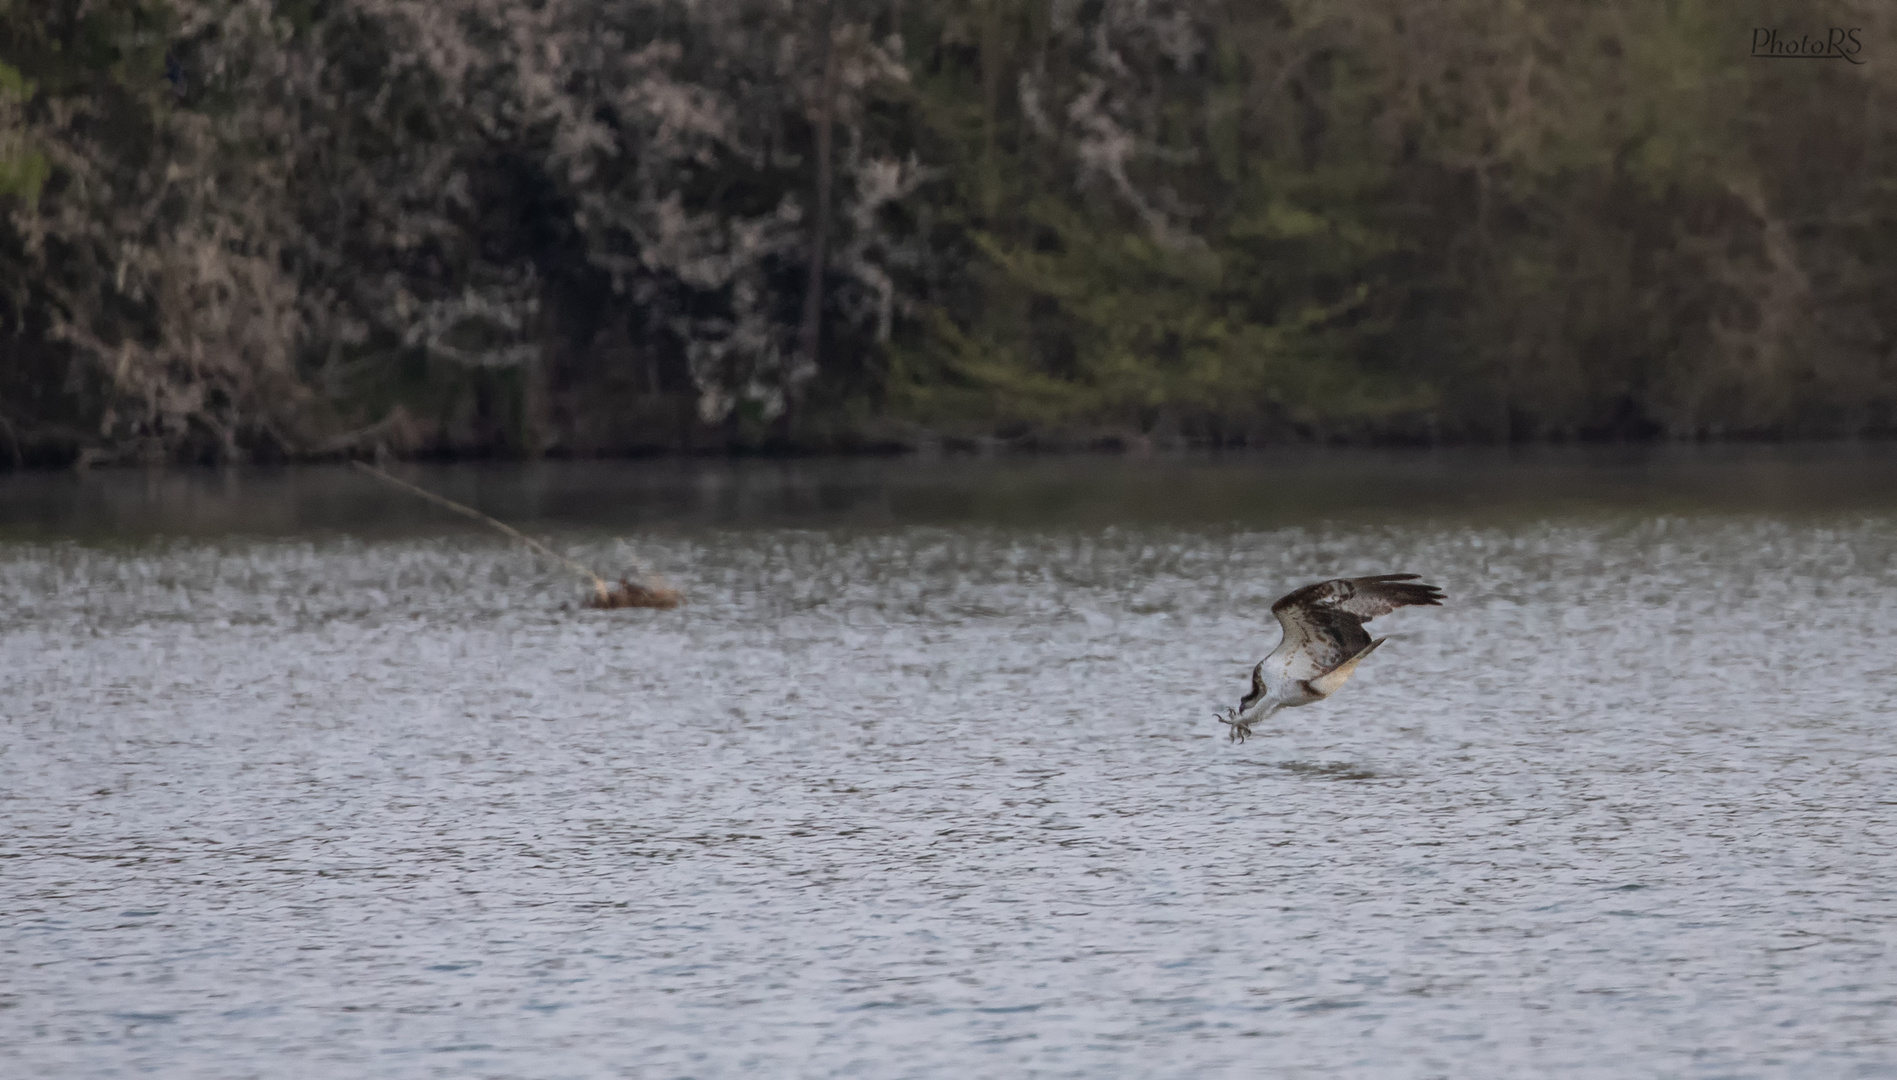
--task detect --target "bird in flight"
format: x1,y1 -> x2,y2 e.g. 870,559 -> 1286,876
1218,574 -> 1445,743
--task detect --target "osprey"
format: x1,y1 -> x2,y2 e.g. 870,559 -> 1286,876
1218,574 -> 1445,743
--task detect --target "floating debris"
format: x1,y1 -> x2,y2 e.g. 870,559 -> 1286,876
584,577 -> 683,610
350,460 -> 682,611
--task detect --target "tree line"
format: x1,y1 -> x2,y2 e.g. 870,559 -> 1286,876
2,0 -> 1894,465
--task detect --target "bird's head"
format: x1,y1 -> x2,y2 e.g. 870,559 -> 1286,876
1238,660 -> 1265,712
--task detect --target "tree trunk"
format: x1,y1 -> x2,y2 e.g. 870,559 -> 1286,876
792,0 -> 840,433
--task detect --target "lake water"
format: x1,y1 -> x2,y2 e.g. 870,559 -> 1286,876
4,448 -> 1896,1078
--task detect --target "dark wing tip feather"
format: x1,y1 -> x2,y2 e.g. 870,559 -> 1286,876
1378,579 -> 1446,601
1348,575 -> 1447,614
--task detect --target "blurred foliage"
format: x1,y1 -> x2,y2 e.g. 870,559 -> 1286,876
0,61 -> 48,204
1,0 -> 1895,464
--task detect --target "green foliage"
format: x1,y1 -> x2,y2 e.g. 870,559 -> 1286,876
907,183 -> 1428,432
0,61 -> 46,204
891,1 -> 1442,439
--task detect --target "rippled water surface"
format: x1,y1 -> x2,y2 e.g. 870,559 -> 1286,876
4,450 -> 1897,1078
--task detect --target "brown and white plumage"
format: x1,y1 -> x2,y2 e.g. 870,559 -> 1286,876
1219,574 -> 1445,743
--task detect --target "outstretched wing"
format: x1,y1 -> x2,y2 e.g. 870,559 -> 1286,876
1269,574 -> 1444,681
1309,573 -> 1446,621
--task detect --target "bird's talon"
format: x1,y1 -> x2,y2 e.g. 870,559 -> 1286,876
1215,708 -> 1251,744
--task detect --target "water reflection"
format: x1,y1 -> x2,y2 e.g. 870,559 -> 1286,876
4,443 -> 1897,539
